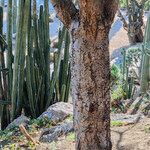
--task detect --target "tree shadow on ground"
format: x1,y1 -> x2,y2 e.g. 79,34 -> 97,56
112,116 -> 141,150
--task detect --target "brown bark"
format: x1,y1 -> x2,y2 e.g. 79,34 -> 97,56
51,0 -> 118,150
71,32 -> 112,150
51,0 -> 78,28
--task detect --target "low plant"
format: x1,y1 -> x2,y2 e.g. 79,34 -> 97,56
111,64 -> 126,112
144,125 -> 150,133
111,121 -> 124,127
111,85 -> 126,101
119,0 -> 126,8
66,132 -> 75,141
28,118 -> 52,129
111,64 -> 122,84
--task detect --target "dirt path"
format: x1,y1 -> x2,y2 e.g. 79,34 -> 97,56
110,20 -> 129,56
109,16 -> 129,51
108,13 -> 130,66
112,118 -> 150,150
47,118 -> 150,150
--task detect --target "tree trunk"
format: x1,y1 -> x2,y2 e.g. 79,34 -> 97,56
51,0 -> 118,149
70,23 -> 111,149
128,28 -> 143,45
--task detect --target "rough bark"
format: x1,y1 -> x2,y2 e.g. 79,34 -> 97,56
51,0 -> 78,28
71,30 -> 111,150
51,0 -> 118,150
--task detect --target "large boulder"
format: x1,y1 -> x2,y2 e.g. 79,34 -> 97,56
38,102 -> 73,123
6,115 -> 29,130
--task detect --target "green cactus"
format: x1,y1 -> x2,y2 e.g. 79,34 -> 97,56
60,30 -> 70,101
0,5 -> 10,130
122,48 -> 126,84
44,0 -> 51,105
46,26 -> 66,108
6,0 -> 13,105
140,15 -> 150,94
0,1 -> 71,128
11,0 -> 31,119
121,48 -> 134,99
64,63 -> 71,102
12,0 -> 17,34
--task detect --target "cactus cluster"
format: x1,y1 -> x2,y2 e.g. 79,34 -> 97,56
121,48 -> 135,99
0,0 -> 71,129
118,0 -> 144,45
121,14 -> 150,97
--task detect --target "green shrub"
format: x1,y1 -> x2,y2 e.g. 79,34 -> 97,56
119,0 -> 126,8
66,132 -> 75,141
111,64 -> 121,83
111,85 -> 126,101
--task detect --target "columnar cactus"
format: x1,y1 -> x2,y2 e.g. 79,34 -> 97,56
0,1 -> 71,128
140,15 -> 150,94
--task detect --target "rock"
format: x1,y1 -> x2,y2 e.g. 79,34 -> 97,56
6,115 -> 29,130
38,102 -> 73,123
39,121 -> 73,142
111,113 -> 144,124
127,96 -> 143,115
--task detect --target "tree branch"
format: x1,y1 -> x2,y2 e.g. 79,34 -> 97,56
118,9 -> 128,31
19,124 -> 39,145
104,0 -> 118,25
78,0 -> 118,26
78,0 -> 103,22
76,0 -> 118,40
51,0 -> 78,28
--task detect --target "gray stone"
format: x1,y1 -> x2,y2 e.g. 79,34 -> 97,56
38,102 -> 73,123
6,115 -> 29,130
40,121 -> 73,142
111,113 -> 144,124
